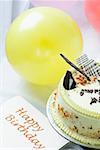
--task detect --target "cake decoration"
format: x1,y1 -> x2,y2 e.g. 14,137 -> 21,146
74,73 -> 87,85
79,83 -> 100,105
63,71 -> 76,90
90,97 -> 100,105
60,54 -> 91,81
76,54 -> 100,78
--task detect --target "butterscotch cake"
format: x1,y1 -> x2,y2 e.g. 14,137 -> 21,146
50,55 -> 100,147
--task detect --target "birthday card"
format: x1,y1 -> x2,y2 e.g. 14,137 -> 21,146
0,96 -> 67,149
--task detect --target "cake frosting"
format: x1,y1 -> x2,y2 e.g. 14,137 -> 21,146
50,69 -> 100,147
67,80 -> 100,113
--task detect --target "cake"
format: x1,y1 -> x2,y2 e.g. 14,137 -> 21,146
50,55 -> 100,147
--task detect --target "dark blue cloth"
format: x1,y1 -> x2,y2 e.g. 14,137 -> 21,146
59,142 -> 95,150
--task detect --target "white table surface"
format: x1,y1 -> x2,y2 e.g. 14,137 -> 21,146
0,57 -> 57,115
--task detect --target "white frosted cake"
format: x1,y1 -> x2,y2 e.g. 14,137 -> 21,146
50,55 -> 100,147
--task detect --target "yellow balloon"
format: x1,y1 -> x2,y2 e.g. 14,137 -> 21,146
6,7 -> 83,85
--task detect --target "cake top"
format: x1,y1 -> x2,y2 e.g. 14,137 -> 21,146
60,54 -> 100,117
68,73 -> 100,113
